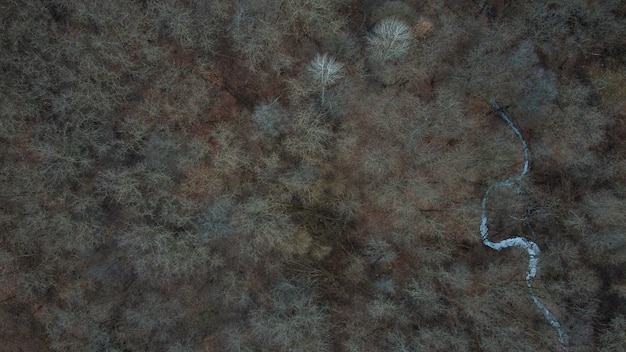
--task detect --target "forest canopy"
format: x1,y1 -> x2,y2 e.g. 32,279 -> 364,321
1,0 -> 625,351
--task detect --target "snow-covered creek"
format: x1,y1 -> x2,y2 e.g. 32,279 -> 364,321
480,102 -> 569,348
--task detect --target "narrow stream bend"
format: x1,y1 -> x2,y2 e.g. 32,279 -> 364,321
480,102 -> 569,349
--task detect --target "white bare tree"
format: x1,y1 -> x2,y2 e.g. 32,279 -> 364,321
307,53 -> 344,105
367,17 -> 413,64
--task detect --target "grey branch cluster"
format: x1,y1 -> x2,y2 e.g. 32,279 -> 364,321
307,53 -> 344,105
367,17 -> 413,63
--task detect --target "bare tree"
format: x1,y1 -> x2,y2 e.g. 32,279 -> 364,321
367,17 -> 413,64
307,53 -> 344,105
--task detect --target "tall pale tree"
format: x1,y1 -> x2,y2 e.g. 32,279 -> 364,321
307,53 -> 344,105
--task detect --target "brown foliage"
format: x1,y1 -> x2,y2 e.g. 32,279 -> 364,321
1,0 -> 624,350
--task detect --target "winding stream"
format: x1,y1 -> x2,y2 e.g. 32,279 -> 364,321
480,102 -> 569,349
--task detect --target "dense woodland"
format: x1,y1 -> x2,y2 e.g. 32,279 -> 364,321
1,0 -> 625,351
